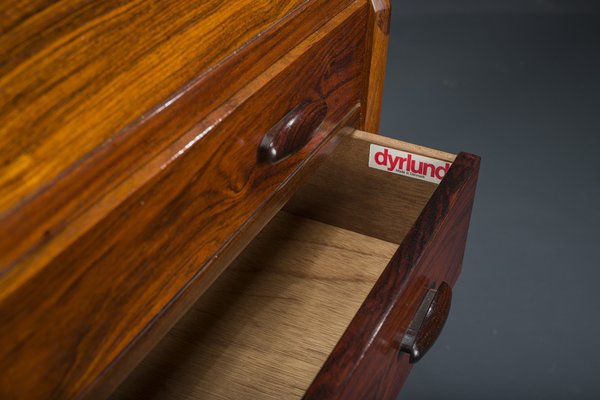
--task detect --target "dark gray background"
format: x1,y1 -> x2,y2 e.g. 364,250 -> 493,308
381,1 -> 600,399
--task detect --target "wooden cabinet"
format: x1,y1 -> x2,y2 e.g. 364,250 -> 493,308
0,1 -> 479,399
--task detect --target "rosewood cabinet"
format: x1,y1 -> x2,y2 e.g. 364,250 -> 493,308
0,1 -> 480,399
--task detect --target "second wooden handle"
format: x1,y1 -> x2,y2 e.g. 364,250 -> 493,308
400,281 -> 452,363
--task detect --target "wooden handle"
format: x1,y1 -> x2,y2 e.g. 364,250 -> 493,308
400,282 -> 452,363
257,100 -> 328,164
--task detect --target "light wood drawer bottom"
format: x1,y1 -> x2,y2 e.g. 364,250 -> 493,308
112,211 -> 397,400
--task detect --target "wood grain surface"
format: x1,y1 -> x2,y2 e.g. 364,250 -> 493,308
303,133 -> 480,399
112,212 -> 398,400
0,0 -> 356,297
0,0 -> 350,212
361,0 -> 391,132
0,3 -> 368,398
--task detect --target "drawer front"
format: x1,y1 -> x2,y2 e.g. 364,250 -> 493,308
0,0 -> 355,277
0,5 -> 367,400
294,131 -> 480,399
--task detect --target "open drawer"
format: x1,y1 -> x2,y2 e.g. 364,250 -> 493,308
112,130 -> 480,400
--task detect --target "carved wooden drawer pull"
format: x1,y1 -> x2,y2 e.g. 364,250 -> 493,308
401,281 -> 452,363
258,99 -> 328,164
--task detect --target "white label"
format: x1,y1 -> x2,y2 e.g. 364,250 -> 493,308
368,144 -> 451,184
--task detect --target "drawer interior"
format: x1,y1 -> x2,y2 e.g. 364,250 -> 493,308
112,130 -> 456,400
